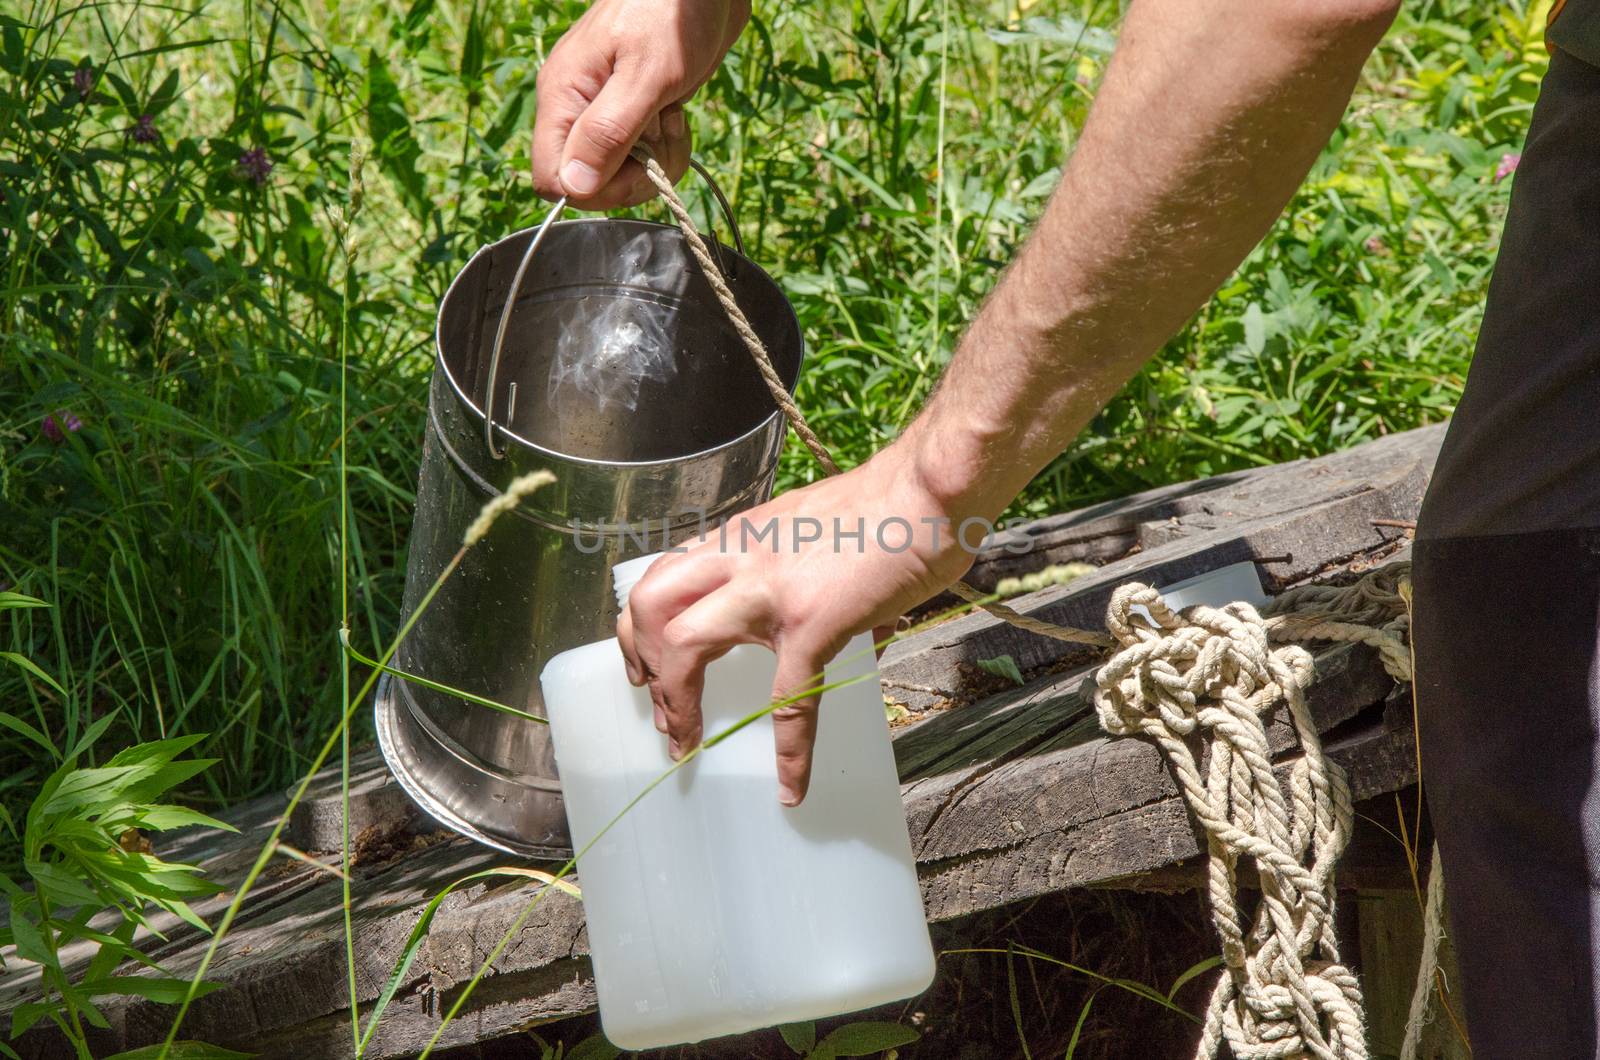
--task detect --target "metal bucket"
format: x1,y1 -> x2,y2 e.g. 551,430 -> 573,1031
375,171 -> 803,856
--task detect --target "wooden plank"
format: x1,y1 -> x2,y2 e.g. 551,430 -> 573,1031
1357,882 -> 1470,1060
881,424 -> 1438,711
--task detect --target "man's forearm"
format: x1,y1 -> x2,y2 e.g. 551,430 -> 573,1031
902,0 -> 1398,519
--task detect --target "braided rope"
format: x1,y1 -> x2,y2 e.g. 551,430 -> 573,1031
1090,564 -> 1436,1060
636,161 -> 1446,1059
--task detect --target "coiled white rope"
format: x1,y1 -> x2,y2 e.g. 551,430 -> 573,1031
1091,564 -> 1444,1060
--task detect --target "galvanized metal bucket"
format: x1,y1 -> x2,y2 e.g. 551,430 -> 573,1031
375,168 -> 803,855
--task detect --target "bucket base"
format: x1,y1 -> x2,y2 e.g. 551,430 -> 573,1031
374,675 -> 573,858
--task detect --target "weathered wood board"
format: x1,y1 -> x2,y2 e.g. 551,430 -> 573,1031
883,424 -> 1438,709
0,425 -> 1443,1059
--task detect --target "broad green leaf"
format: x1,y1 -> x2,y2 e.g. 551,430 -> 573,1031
82,975 -> 226,1003
365,48 -> 427,219
460,0 -> 485,86
811,1021 -> 919,1059
6,898 -> 51,965
26,858 -> 102,907
136,804 -> 238,834
9,999 -> 55,1038
105,734 -> 209,768
64,711 -> 120,760
484,76 -> 536,151
779,1020 -> 817,1055
1243,302 -> 1267,355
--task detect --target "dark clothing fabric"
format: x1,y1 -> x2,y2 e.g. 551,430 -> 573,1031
1552,0 -> 1600,68
1412,33 -> 1600,1060
1413,530 -> 1600,1060
1417,46 -> 1600,540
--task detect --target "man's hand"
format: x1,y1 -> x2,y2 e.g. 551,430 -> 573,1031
532,0 -> 749,210
617,445 -> 982,807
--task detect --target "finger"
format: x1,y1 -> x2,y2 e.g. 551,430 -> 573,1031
656,103 -> 691,187
628,550 -> 733,686
560,66 -> 664,202
649,583 -> 768,757
584,111 -> 664,210
531,62 -> 589,202
771,644 -> 831,807
616,603 -> 642,686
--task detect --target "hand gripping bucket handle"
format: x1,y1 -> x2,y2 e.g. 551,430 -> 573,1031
481,146 -> 746,460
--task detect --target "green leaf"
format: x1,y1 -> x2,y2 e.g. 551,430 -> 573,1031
1064,987 -> 1101,1059
565,1034 -> 620,1060
0,653 -> 64,696
64,711 -> 120,760
7,898 -> 51,966
27,858 -> 102,907
811,1021 -> 919,1059
483,76 -> 536,152
365,48 -> 428,220
105,1044 -> 254,1059
1167,955 -> 1222,1000
358,866 -> 579,1053
9,1000 -> 55,1038
1243,301 -> 1267,355
136,804 -> 238,834
975,654 -> 1025,686
460,0 -> 485,86
105,733 -> 209,768
0,591 -> 49,611
83,975 -> 226,1003
1006,944 -> 1032,1060
0,710 -> 57,758
779,1020 -> 817,1055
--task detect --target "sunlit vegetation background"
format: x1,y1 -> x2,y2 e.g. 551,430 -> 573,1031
0,0 -> 1546,1050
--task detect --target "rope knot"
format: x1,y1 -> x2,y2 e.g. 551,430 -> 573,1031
1091,565 -> 1415,1060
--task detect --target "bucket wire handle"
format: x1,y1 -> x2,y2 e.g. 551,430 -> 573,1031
482,193 -> 567,460
481,147 -> 745,460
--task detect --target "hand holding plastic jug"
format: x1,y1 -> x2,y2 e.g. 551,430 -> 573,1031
541,552 -> 936,1050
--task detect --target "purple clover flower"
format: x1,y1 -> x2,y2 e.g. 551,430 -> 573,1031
129,114 -> 158,144
73,66 -> 94,100
42,410 -> 83,443
1494,152 -> 1521,183
235,147 -> 274,187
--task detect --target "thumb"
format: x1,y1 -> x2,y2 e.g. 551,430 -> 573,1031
559,73 -> 661,199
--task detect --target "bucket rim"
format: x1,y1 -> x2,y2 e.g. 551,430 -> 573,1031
435,217 -> 805,472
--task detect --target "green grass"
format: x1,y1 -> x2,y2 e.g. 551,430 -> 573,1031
0,0 -> 1545,857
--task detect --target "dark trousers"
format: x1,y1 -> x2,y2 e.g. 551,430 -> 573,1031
1414,43 -> 1600,1060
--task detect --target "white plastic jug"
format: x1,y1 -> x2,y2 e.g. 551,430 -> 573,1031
540,552 -> 936,1050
